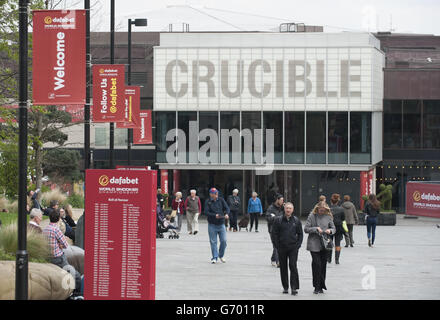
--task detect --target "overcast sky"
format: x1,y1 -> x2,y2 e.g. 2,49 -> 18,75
65,0 -> 439,35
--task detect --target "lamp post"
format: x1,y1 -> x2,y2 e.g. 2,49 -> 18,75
109,0 -> 115,168
127,18 -> 147,165
16,0 -> 29,300
84,0 -> 91,170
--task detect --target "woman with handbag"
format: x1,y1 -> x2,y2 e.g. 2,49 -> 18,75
328,194 -> 346,264
364,194 -> 381,247
304,201 -> 336,294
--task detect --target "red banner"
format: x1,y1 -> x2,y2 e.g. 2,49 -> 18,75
133,110 -> 152,144
92,65 -> 125,122
360,170 -> 374,210
406,182 -> 440,218
84,169 -> 157,300
116,166 -> 151,171
116,86 -> 141,129
160,170 -> 168,195
32,10 -> 86,105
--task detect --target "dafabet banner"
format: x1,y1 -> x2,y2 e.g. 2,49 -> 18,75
92,65 -> 125,122
32,10 -> 86,105
116,86 -> 141,129
406,182 -> 440,218
84,169 -> 157,300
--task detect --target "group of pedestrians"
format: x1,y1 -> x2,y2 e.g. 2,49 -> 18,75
158,186 -> 381,296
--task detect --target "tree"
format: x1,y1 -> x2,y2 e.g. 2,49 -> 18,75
43,148 -> 81,185
0,0 -> 80,196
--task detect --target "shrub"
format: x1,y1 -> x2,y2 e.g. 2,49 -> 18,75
41,188 -> 67,208
67,193 -> 84,209
0,198 -> 8,211
0,223 -> 51,263
6,200 -> 17,214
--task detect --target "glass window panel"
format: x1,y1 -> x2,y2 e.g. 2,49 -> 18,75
328,112 -> 348,164
306,112 -> 326,164
115,128 -> 127,146
220,112 -> 240,164
350,112 -> 371,164
155,111 -> 176,163
285,112 -> 304,164
263,112 -> 282,164
95,127 -> 107,147
178,111 -> 197,163
199,112 -> 219,164
423,100 -> 440,149
241,111 -> 261,164
383,100 -> 402,149
403,100 -> 421,148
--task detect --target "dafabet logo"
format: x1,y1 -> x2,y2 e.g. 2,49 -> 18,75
98,175 -> 110,187
413,191 -> 421,202
44,16 -> 52,24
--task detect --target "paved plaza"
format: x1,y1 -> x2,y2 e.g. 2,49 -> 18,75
156,215 -> 440,300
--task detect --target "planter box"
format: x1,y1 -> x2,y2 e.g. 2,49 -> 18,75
357,212 -> 396,226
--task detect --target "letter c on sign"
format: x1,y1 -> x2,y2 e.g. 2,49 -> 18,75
165,60 -> 188,98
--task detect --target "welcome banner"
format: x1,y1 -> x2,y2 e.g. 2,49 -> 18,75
32,10 -> 86,105
92,65 -> 125,122
116,86 -> 141,129
133,110 -> 152,144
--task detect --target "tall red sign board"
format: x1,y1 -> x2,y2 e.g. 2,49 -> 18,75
133,110 -> 152,144
360,169 -> 374,210
116,86 -> 141,129
406,182 -> 440,218
92,65 -> 125,122
84,169 -> 157,300
32,10 -> 86,105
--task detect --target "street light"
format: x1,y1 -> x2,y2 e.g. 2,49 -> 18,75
127,18 -> 147,165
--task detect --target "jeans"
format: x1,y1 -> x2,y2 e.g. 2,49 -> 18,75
249,212 -> 259,231
311,250 -> 328,291
278,247 -> 299,290
51,254 -> 82,294
366,216 -> 377,244
229,210 -> 238,231
208,223 -> 227,260
177,214 -> 183,231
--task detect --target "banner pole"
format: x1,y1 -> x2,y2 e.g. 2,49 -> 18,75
16,0 -> 29,300
84,0 -> 91,170
109,0 -> 115,168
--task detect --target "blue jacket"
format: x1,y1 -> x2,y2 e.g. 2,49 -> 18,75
204,197 -> 230,225
248,197 -> 263,214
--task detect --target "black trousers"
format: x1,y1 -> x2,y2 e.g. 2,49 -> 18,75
271,241 -> 279,263
311,250 -> 328,291
249,212 -> 259,230
229,210 -> 238,230
278,247 -> 299,290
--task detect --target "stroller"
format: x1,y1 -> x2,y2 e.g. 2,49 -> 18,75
157,209 -> 180,239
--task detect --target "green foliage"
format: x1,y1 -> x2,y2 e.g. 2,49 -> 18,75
67,193 -> 84,209
0,223 -> 51,263
0,136 -> 19,199
43,148 -> 81,184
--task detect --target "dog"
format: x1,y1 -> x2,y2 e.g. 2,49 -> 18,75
238,214 -> 250,232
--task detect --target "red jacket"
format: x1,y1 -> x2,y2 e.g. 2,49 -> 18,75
172,199 -> 185,215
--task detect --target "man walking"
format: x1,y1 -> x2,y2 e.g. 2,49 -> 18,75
205,188 -> 230,264
271,202 -> 303,295
266,194 -> 285,267
227,189 -> 241,232
184,189 -> 202,235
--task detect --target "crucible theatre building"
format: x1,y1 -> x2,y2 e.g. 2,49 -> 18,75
154,32 -> 385,214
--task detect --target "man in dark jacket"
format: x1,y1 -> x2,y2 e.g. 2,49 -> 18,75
227,189 -> 241,232
271,202 -> 303,295
266,194 -> 284,267
205,188 -> 230,264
